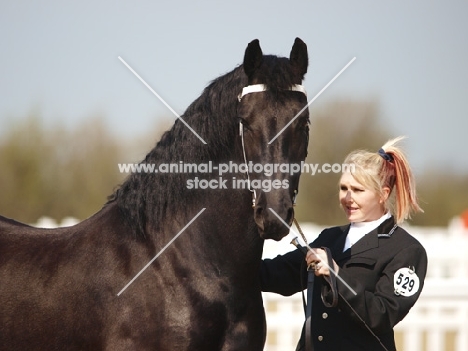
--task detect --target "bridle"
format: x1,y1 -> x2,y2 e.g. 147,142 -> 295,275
237,84 -> 307,208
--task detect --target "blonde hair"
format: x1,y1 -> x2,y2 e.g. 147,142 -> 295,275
343,136 -> 423,224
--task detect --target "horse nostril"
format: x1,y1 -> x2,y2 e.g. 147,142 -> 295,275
255,206 -> 264,218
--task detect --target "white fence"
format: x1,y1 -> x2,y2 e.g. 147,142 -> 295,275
262,217 -> 468,351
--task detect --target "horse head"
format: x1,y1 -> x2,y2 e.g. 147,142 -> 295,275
238,38 -> 309,241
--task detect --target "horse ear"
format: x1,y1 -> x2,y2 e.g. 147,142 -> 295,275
290,37 -> 308,78
243,39 -> 263,78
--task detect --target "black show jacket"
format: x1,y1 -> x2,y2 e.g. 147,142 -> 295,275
260,217 -> 427,351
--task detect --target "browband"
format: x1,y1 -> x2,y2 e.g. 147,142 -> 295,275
238,84 -> 307,102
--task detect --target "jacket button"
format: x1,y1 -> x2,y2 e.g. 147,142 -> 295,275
322,313 -> 328,319
318,336 -> 324,341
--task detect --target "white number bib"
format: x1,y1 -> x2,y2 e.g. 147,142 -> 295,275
394,267 -> 420,297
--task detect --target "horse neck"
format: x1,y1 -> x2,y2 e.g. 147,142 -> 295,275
183,191 -> 264,279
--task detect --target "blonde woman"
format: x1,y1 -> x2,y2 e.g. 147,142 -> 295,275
261,137 -> 427,351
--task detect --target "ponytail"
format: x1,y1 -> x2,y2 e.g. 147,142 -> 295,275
380,136 -> 423,223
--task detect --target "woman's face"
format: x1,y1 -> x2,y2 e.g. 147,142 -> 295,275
339,171 -> 388,223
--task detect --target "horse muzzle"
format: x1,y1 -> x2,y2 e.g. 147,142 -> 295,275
253,192 -> 294,241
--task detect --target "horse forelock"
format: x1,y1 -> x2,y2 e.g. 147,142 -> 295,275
249,55 -> 301,90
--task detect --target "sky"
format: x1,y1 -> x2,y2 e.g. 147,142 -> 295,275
1,0 -> 467,174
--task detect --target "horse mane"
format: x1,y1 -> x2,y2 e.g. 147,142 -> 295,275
110,55 -> 299,239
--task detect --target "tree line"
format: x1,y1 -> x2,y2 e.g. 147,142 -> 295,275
1,100 -> 466,227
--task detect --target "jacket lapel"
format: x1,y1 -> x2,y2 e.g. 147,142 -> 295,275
347,228 -> 379,255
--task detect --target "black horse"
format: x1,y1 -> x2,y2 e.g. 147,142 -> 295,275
0,38 -> 309,350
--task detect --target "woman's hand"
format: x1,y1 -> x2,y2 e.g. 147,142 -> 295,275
305,248 -> 339,276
